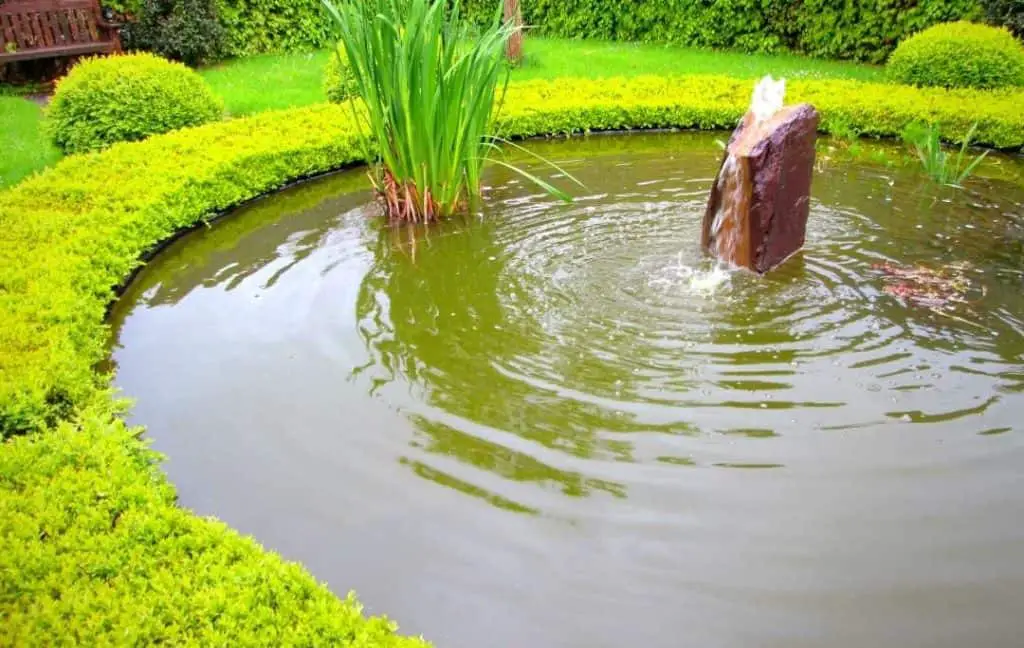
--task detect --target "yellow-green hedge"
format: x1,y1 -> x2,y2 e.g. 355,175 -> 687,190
1,74 -> 1023,643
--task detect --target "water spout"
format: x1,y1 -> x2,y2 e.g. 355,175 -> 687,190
749,75 -> 786,125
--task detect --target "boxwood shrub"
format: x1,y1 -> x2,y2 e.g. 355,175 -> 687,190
44,53 -> 224,154
324,44 -> 360,104
2,74 -> 1022,642
887,21 -> 1024,89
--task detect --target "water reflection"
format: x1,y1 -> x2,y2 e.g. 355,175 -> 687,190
357,215 -> 631,507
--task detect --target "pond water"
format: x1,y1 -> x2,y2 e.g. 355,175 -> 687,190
109,133 -> 1024,648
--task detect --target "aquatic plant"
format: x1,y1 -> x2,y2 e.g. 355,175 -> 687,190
901,121 -> 989,187
321,0 -> 575,222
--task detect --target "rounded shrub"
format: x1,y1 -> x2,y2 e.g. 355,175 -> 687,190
45,53 -> 224,155
323,45 -> 359,103
887,21 -> 1024,89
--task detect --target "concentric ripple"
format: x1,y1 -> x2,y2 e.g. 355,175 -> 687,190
109,132 -> 1024,648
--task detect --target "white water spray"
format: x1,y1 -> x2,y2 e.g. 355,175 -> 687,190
749,75 -> 786,125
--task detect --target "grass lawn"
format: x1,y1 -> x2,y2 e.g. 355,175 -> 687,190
1,37 -> 883,188
0,96 -> 62,188
201,37 -> 885,116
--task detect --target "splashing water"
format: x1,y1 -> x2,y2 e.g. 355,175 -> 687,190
750,75 -> 785,124
707,153 -> 750,267
648,252 -> 733,295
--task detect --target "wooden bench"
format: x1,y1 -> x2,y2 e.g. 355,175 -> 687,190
0,0 -> 121,64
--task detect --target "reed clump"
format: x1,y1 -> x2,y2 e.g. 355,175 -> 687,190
322,0 -> 575,222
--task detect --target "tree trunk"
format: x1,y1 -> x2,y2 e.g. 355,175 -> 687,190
504,0 -> 523,64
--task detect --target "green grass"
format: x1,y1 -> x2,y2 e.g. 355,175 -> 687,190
200,37 -> 885,117
512,38 -> 886,84
0,37 -> 886,189
199,50 -> 333,115
0,96 -> 61,188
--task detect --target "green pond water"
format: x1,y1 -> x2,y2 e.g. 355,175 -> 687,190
109,132 -> 1024,647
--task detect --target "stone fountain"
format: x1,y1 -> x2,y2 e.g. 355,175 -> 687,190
702,76 -> 819,273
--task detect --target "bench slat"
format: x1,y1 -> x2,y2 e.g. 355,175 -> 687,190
52,11 -> 70,44
39,12 -> 56,47
45,11 -> 65,46
84,8 -> 100,42
11,13 -> 30,49
0,40 -> 113,62
1,15 -> 17,51
27,12 -> 44,48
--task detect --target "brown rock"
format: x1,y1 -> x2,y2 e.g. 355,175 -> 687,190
702,103 -> 820,273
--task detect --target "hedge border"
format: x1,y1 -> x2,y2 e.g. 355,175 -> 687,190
2,74 -> 1023,644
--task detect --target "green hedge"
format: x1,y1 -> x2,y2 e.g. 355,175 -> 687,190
2,75 -> 1022,641
105,0 -> 981,62
106,0 -> 334,56
462,0 -> 982,63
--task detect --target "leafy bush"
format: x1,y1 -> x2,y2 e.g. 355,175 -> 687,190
981,0 -> 1024,38
44,53 -> 223,154
102,0 -> 336,56
324,44 -> 359,103
217,0 -> 335,56
99,0 -> 144,15
887,21 -> 1024,89
468,0 -> 979,62
128,0 -> 226,67
103,0 -> 984,62
789,0 -> 981,64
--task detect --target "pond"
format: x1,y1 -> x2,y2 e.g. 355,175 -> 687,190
109,132 -> 1024,647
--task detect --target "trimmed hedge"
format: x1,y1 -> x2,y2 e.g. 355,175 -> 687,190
107,0 -> 982,62
44,53 -> 224,154
788,0 -> 982,63
105,0 -> 335,57
887,21 -> 1024,89
2,75 -> 1023,641
462,0 -> 982,63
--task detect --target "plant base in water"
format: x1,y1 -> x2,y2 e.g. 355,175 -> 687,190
372,169 -> 448,224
